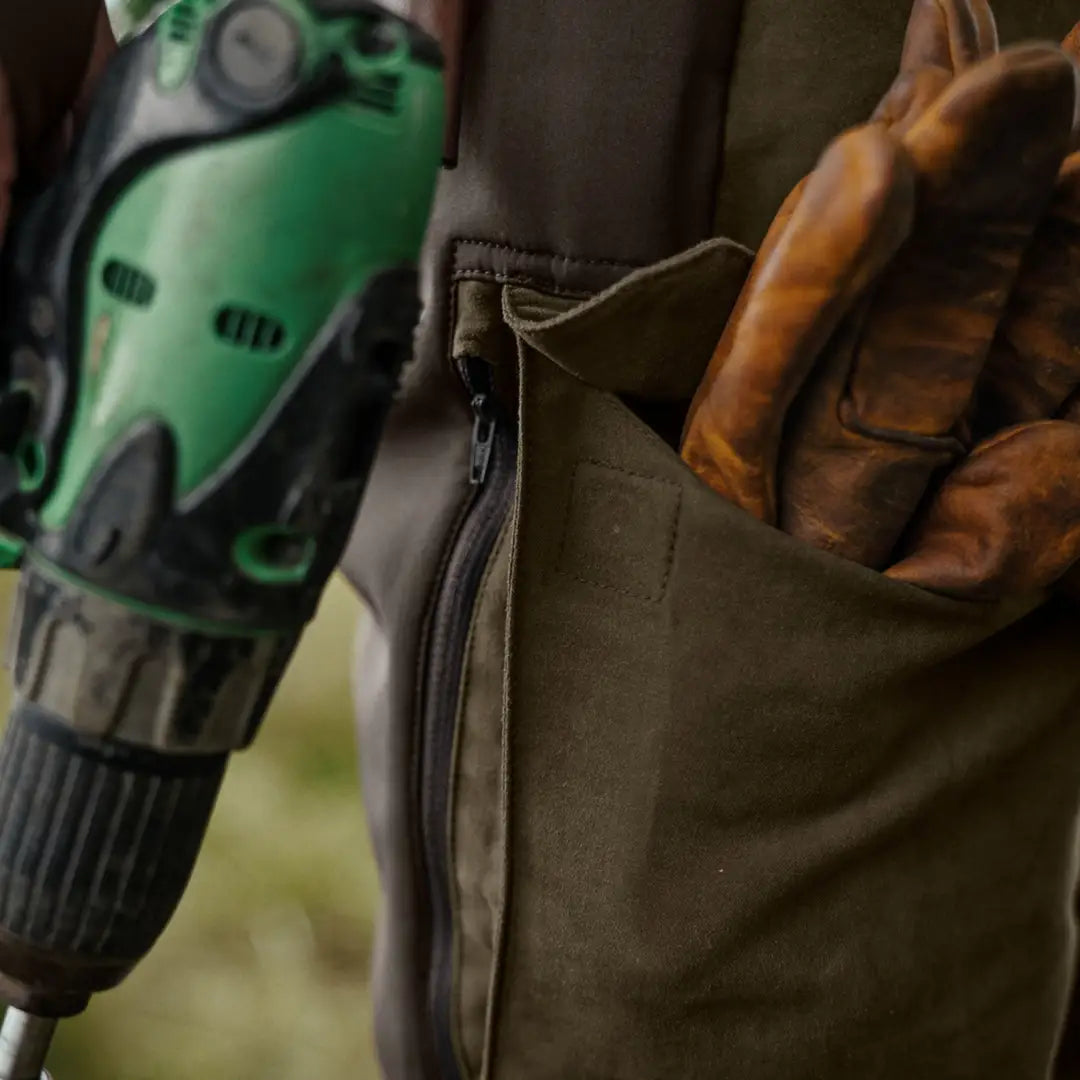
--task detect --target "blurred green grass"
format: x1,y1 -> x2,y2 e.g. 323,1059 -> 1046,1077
0,575 -> 383,1080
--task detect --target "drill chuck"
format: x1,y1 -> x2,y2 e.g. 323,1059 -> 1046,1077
0,701 -> 226,1016
0,558 -> 290,1015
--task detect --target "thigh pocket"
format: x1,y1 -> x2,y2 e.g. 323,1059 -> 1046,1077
557,460 -> 681,603
488,240 -> 1080,1080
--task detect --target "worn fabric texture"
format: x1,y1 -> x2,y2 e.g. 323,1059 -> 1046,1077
341,1 -> 1080,1076
716,0 -> 1080,248
443,278 -> 519,1078
495,241 -> 1080,1078
344,2 -> 745,1074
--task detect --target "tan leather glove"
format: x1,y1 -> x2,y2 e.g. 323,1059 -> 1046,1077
681,0 -> 1080,599
885,16 -> 1080,597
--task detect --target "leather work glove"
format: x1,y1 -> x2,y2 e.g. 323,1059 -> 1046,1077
0,2 -> 116,238
888,15 -> 1080,597
681,0 -> 1080,600
970,24 -> 1080,438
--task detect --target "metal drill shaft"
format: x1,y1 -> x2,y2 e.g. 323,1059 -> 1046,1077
0,1009 -> 55,1080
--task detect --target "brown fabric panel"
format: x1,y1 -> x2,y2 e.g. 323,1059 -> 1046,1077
558,461 -> 681,603
491,254 -> 1080,1078
431,1 -> 745,271
715,0 -> 1080,251
453,279 -> 521,366
715,0 -> 913,249
346,356 -> 473,1080
344,3 -> 745,1072
449,519 -> 512,1078
992,2 -> 1080,44
505,239 -> 753,402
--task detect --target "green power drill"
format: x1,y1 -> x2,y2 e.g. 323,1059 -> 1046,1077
0,2 -> 444,1075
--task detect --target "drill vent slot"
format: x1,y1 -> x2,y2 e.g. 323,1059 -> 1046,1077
102,260 -> 157,308
165,0 -> 215,43
167,2 -> 197,42
214,306 -> 287,353
354,72 -> 403,115
158,0 -> 221,88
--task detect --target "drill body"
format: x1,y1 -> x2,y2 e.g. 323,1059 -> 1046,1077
0,0 -> 442,1038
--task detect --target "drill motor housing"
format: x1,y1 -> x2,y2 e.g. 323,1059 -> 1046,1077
0,0 -> 442,1017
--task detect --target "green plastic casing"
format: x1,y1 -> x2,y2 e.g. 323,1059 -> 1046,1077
34,0 -> 442,616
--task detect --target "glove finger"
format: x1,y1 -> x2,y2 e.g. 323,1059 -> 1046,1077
974,22 -> 1080,433
970,0 -> 998,57
861,45 -> 1076,432
977,154 -> 1080,432
680,124 -> 914,523
899,0 -> 997,73
886,420 -> 1080,599
779,44 -> 1079,568
874,0 -> 998,133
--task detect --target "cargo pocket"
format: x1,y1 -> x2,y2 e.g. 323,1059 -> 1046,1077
484,239 -> 1080,1080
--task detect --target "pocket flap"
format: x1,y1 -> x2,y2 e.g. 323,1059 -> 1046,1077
502,237 -> 752,401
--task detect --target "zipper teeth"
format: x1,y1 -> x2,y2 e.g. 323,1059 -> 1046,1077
420,358 -> 516,1080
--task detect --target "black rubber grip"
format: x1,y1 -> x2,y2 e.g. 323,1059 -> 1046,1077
0,702 -> 226,964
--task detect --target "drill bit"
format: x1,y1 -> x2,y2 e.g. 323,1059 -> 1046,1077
0,1008 -> 55,1080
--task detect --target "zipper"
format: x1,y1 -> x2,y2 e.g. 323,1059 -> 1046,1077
419,355 -> 516,1079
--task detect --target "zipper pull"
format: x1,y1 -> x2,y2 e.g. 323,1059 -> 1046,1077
470,392 -> 496,486
462,356 -> 499,487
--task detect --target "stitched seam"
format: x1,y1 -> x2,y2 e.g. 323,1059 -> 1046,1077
453,237 -> 643,272
839,399 -> 967,455
446,252 -> 462,369
482,344 -> 527,1079
556,459 -> 682,604
407,252 -> 477,1076
577,457 -> 682,491
452,268 -> 592,299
